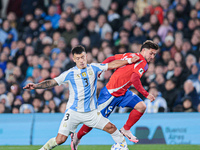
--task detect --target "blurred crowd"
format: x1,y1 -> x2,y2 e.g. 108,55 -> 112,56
0,0 -> 200,114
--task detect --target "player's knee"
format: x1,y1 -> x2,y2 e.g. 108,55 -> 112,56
135,101 -> 146,113
103,122 -> 117,134
56,135 -> 67,145
142,102 -> 147,111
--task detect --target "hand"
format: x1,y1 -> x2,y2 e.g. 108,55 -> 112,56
23,83 -> 36,90
131,55 -> 140,63
147,93 -> 155,102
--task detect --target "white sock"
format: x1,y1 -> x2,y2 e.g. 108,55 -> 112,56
39,137 -> 58,150
111,129 -> 127,146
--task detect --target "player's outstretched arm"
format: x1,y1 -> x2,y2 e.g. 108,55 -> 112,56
107,55 -> 140,70
23,79 -> 58,90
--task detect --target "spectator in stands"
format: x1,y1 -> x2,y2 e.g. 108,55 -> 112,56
23,19 -> 40,40
53,84 -> 64,98
12,95 -> 23,110
7,12 -> 17,29
33,32 -> 47,55
185,54 -> 197,75
10,83 -> 21,97
172,64 -> 188,90
75,0 -> 86,14
182,96 -> 196,112
48,99 -> 58,113
34,7 -> 45,26
42,104 -> 51,113
0,52 -> 8,73
176,80 -> 200,110
88,7 -> 99,21
12,66 -> 24,84
22,90 -> 32,104
144,87 -> 167,113
62,3 -> 75,20
193,73 -> 200,97
157,18 -> 174,42
95,14 -> 113,40
61,19 -> 78,45
165,59 -> 175,80
40,21 -> 54,37
0,102 -> 6,113
154,73 -> 166,93
0,20 -> 18,47
19,103 -> 34,113
0,94 -> 10,111
32,97 -> 43,113
149,14 -> 160,31
107,9 -> 121,32
92,0 -> 105,15
162,79 -> 179,112
73,13 -> 84,32
0,81 -> 7,95
160,51 -> 171,66
43,89 -> 61,107
130,26 -> 146,44
12,105 -> 20,114
187,63 -> 200,81
44,5 -> 60,29
56,18 -> 66,33
78,20 -> 101,48
58,101 -> 67,113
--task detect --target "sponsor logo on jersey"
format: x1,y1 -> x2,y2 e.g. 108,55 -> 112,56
88,70 -> 93,75
82,72 -> 87,77
76,74 -> 80,78
139,68 -> 144,74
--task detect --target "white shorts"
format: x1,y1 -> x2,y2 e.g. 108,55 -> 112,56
58,109 -> 110,136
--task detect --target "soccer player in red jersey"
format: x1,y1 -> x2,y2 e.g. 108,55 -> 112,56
71,40 -> 159,150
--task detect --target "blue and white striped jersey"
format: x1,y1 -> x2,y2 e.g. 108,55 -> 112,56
54,63 -> 108,112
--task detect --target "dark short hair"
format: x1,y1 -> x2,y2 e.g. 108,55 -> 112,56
140,40 -> 159,52
71,45 -> 86,55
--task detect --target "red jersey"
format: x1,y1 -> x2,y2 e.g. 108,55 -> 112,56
106,53 -> 148,97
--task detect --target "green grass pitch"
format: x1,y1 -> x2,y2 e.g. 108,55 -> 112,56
0,145 -> 199,150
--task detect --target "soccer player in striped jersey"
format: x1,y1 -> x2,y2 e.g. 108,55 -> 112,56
72,40 -> 159,149
23,45 -> 139,150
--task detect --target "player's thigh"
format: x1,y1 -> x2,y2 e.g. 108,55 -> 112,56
118,90 -> 143,108
58,109 -> 80,136
84,109 -> 110,130
97,87 -> 117,117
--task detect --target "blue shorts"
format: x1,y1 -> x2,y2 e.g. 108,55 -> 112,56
97,86 -> 142,118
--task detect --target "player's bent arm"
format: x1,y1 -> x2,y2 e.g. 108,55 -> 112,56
130,73 -> 149,98
107,56 -> 140,70
35,79 -> 58,89
102,56 -> 116,64
107,59 -> 129,70
131,73 -> 155,101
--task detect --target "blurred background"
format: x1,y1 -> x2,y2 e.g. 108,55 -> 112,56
0,0 -> 200,146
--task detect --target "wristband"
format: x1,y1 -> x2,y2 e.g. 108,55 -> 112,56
127,58 -> 132,64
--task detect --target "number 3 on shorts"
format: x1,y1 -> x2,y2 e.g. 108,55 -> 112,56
64,113 -> 70,121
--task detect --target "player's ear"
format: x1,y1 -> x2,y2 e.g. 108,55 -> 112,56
72,55 -> 76,62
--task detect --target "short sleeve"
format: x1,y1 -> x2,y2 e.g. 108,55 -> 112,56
54,70 -> 70,86
91,63 -> 108,72
133,61 -> 148,78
